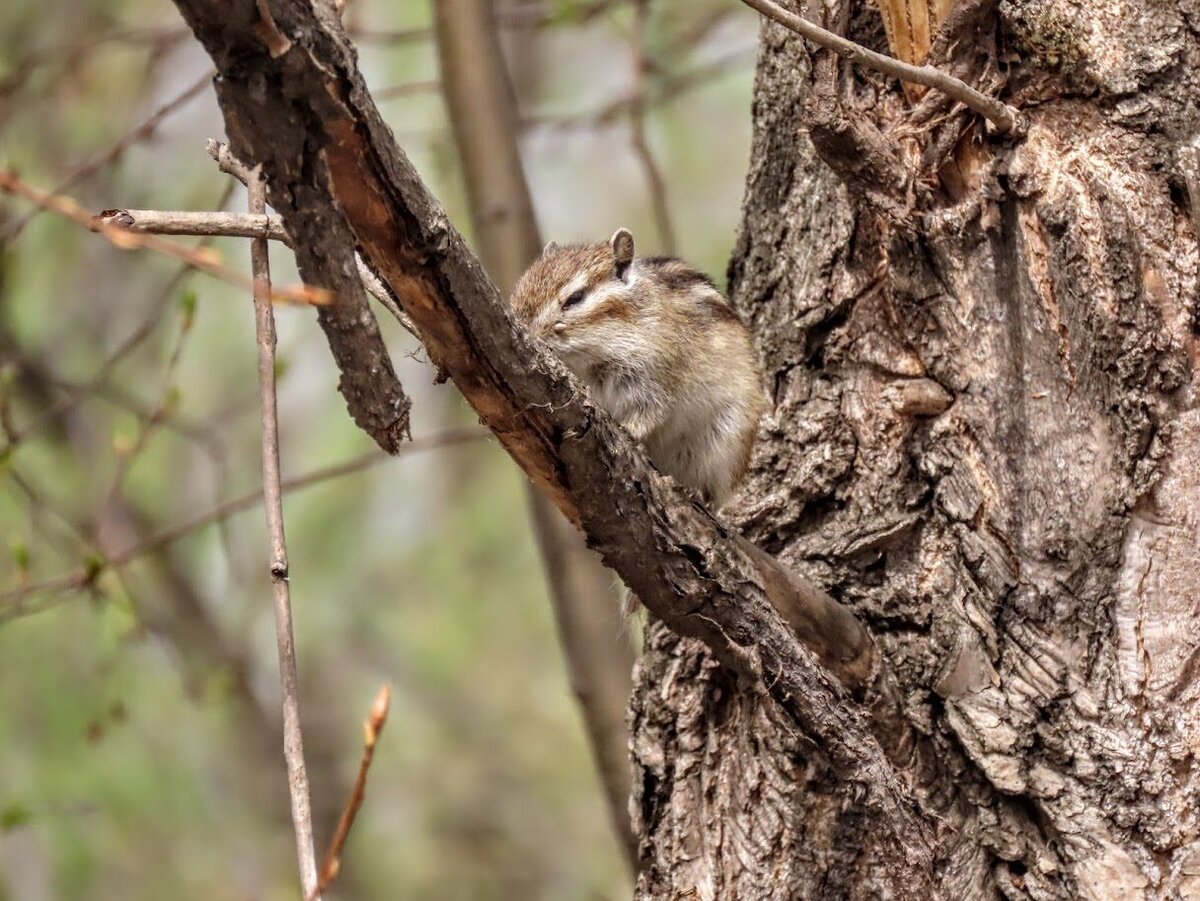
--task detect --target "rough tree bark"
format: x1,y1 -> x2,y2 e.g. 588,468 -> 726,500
631,1 -> 1200,898
167,0 -> 1200,897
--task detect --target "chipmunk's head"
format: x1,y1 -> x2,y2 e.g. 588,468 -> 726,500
509,228 -> 650,370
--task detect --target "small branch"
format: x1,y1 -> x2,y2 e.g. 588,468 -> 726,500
207,135 -> 256,183
309,684 -> 391,901
248,166 -> 320,899
629,0 -> 678,254
3,70 -> 213,240
736,0 -> 1024,135
97,208 -> 290,243
205,139 -> 418,337
0,170 -> 328,306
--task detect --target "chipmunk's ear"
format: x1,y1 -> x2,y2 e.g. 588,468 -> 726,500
542,241 -> 560,255
611,228 -> 635,282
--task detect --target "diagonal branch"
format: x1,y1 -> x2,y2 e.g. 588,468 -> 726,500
308,684 -> 391,900
170,0 -> 935,888
0,170 -> 327,306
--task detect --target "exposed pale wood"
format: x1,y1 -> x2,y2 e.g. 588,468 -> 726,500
875,0 -> 957,67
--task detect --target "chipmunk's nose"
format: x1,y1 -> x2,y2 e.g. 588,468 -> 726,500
552,322 -> 567,335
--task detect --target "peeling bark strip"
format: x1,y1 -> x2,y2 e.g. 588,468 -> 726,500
176,9 -> 409,453
171,0 -> 938,889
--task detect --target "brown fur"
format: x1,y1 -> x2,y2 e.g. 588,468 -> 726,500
509,229 -> 767,508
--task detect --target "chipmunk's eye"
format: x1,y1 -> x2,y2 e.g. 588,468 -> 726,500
562,288 -> 588,310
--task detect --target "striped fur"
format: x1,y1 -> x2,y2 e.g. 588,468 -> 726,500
510,229 -> 766,508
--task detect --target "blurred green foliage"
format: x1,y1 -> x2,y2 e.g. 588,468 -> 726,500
0,0 -> 755,897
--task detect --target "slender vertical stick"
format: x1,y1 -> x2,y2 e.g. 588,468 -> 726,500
629,0 -> 677,255
248,168 -> 321,899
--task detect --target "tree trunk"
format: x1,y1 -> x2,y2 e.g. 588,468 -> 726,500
630,1 -> 1200,899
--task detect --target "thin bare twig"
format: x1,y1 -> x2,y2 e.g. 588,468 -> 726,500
308,684 -> 391,900
0,170 -> 329,305
205,139 -> 417,336
3,70 -> 214,239
629,0 -> 678,254
248,166 -> 320,899
98,208 -> 291,243
736,0 -> 1024,134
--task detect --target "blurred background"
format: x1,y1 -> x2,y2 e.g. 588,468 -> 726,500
0,1 -> 756,897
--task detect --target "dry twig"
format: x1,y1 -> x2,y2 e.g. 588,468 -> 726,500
205,139 -> 417,336
736,0 -> 1024,134
247,166 -> 320,899
308,684 -> 391,900
98,208 -> 290,243
629,0 -> 678,254
0,170 -> 329,306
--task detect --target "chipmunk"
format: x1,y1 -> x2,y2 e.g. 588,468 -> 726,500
509,228 -> 766,509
